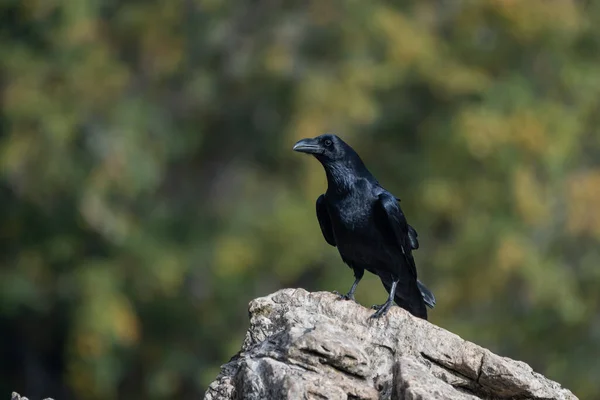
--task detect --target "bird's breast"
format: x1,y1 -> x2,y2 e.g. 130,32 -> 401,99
328,199 -> 372,231
325,192 -> 398,266
328,202 -> 382,253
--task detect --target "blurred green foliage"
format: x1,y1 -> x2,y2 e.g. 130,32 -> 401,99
1,0 -> 600,399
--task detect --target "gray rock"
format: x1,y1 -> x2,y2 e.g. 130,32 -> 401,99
393,357 -> 479,400
205,288 -> 577,400
11,393 -> 53,400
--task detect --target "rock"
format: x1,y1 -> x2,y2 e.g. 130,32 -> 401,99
11,393 -> 53,400
393,357 -> 479,400
204,289 -> 577,400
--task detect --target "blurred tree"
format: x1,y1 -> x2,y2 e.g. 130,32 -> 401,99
0,0 -> 599,399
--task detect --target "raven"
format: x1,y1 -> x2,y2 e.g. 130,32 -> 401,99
293,133 -> 435,319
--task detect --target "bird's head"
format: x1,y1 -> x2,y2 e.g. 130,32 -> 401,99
293,133 -> 372,188
292,134 -> 350,164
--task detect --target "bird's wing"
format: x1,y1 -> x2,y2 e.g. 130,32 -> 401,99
377,192 -> 428,318
316,194 -> 336,247
408,225 -> 419,250
376,192 -> 417,277
395,197 -> 419,250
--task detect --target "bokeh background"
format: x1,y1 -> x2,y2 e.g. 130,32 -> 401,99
1,0 -> 600,399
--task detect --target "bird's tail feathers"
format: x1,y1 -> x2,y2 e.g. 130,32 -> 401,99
417,280 -> 436,309
380,276 -> 428,320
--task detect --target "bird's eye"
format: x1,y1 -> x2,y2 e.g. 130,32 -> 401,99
324,139 -> 333,147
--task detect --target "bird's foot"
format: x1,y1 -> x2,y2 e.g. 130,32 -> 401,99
370,301 -> 393,319
333,290 -> 356,302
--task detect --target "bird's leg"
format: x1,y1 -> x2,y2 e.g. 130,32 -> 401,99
334,278 -> 360,301
334,268 -> 364,302
370,279 -> 398,319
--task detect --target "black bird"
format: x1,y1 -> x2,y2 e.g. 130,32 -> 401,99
293,134 -> 435,319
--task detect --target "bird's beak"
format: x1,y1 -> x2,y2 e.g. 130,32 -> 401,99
293,138 -> 322,154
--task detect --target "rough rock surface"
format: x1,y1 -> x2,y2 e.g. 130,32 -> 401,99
205,289 -> 577,400
11,392 -> 53,400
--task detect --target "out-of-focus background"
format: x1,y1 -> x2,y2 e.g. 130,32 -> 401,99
1,1 -> 599,399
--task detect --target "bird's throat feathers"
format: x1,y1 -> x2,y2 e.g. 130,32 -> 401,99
321,156 -> 374,195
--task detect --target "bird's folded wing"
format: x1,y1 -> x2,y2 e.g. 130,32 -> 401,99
376,192 -> 417,278
316,194 -> 336,247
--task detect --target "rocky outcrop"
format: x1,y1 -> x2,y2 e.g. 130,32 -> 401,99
11,393 -> 53,400
205,288 -> 577,400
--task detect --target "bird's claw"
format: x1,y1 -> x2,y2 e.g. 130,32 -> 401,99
333,290 -> 356,302
369,301 -> 393,319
